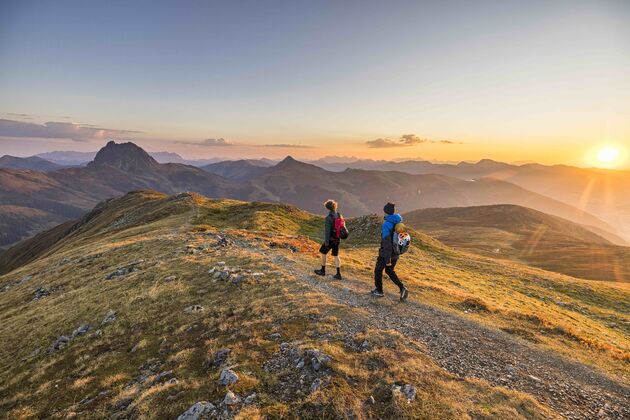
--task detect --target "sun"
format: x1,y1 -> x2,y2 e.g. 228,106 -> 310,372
590,145 -> 627,168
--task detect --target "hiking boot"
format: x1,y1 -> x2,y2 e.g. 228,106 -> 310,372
333,273 -> 343,280
371,289 -> 384,297
314,269 -> 325,276
400,288 -> 409,302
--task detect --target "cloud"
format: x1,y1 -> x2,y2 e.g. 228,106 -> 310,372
0,118 -> 140,142
259,143 -> 314,149
366,133 -> 460,148
175,138 -> 234,147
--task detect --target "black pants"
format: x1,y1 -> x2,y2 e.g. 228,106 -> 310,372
374,257 -> 404,293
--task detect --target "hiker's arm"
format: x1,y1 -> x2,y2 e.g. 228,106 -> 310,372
379,235 -> 393,264
324,216 -> 332,246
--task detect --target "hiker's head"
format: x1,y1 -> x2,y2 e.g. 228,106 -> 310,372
324,199 -> 338,212
383,202 -> 396,215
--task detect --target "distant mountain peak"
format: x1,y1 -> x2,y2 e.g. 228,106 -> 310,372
90,141 -> 158,172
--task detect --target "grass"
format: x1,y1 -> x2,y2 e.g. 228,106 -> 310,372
0,193 -> 556,418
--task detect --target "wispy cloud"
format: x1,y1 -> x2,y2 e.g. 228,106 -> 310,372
259,143 -> 314,149
0,118 -> 140,142
175,138 -> 234,147
366,134 -> 460,148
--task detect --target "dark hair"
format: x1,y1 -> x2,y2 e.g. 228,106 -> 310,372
324,199 -> 338,212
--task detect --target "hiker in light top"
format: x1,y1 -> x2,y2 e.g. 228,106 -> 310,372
372,202 -> 409,301
314,199 -> 344,280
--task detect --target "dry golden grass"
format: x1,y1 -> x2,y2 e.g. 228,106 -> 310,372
0,193 -> 559,418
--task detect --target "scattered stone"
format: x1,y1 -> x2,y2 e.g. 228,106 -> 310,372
217,261 -> 226,266
218,368 -> 239,386
50,335 -> 70,352
269,332 -> 282,340
204,348 -> 231,369
244,393 -> 257,404
360,340 -> 370,351
33,286 -> 53,300
176,402 -> 215,420
368,395 -> 376,404
251,272 -> 265,278
223,391 -> 240,406
101,309 -> 117,325
310,378 -> 321,393
151,370 -> 175,385
216,236 -> 229,247
304,349 -> 332,371
528,375 -> 542,382
295,359 -> 305,369
231,274 -> 246,284
72,324 -> 90,338
184,305 -> 204,314
164,275 -> 177,282
105,261 -> 143,280
401,384 -> 416,401
113,397 -> 133,411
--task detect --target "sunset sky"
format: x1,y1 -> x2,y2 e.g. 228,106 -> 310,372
1,0 -> 629,168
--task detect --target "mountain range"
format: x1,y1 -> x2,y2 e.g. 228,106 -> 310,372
1,141 -> 625,250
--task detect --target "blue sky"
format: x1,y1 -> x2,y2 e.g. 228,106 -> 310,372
0,0 -> 629,167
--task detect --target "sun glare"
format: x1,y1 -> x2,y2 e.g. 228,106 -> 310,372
590,145 -> 626,168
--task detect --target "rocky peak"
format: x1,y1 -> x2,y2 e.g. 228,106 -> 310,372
90,141 -> 158,172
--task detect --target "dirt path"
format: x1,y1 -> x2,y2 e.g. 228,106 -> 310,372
273,254 -> 630,419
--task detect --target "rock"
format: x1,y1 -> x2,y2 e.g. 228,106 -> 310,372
113,397 -> 133,411
184,305 -> 204,314
528,375 -> 541,382
152,370 -> 175,385
360,340 -> 370,351
269,333 -> 282,340
50,335 -> 70,351
251,272 -> 265,278
217,261 -> 226,266
72,324 -> 90,338
310,378 -> 321,393
204,348 -> 231,369
244,393 -> 257,404
295,359 -> 305,369
368,395 -> 376,404
176,401 -> 215,420
223,391 -> 240,406
231,274 -> 246,284
305,349 -> 332,371
401,384 -> 416,401
105,261 -> 143,280
33,286 -> 53,300
164,275 -> 177,282
218,368 -> 239,386
101,309 -> 117,325
218,270 -> 231,281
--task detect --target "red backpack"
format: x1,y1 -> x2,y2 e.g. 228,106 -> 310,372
333,214 -> 350,240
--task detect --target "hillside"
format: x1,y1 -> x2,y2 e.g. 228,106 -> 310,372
0,155 -> 64,172
202,159 -> 272,180
403,205 -> 630,282
0,192 -> 628,419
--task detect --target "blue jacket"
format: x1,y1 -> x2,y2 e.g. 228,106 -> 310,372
382,214 -> 402,239
379,213 -> 402,262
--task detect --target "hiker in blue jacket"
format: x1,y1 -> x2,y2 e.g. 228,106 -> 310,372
372,202 -> 409,301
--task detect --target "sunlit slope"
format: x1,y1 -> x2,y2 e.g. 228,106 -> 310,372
2,191 -> 628,418
403,205 -> 630,282
0,191 -> 557,419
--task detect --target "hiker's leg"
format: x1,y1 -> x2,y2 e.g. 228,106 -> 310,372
374,257 -> 385,292
321,253 -> 327,267
385,259 -> 404,291
334,256 -> 340,268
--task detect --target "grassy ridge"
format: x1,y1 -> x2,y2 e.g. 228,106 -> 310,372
0,193 -> 553,418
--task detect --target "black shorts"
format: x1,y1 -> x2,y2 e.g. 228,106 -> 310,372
319,240 -> 340,256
